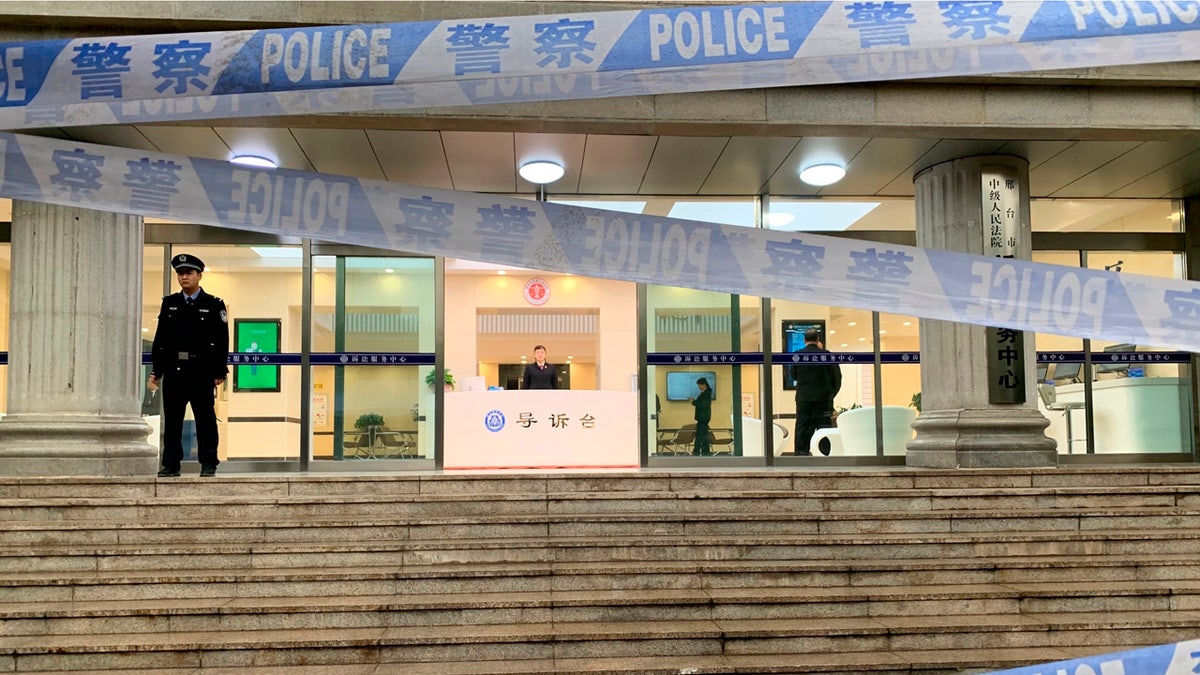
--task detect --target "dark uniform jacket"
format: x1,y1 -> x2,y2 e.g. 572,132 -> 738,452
151,289 -> 230,381
792,343 -> 843,403
521,362 -> 558,390
691,388 -> 712,423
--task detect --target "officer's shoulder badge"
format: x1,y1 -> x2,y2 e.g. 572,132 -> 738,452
220,310 -> 227,323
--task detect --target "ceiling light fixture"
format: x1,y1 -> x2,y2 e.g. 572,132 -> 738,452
230,154 -> 278,169
765,212 -> 795,227
799,163 -> 846,187
518,160 -> 565,184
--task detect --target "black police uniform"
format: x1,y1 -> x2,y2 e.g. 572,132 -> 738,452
152,254 -> 229,474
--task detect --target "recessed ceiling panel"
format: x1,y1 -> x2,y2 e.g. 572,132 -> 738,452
214,127 -> 313,171
700,137 -> 798,195
442,131 -> 515,193
1055,139 -> 1200,198
1109,149 -> 1200,199
367,130 -> 452,189
1030,140 -> 1141,195
578,135 -> 656,194
515,133 -> 586,194
767,137 -> 871,196
135,125 -> 229,160
291,129 -> 385,180
640,136 -> 729,195
820,138 -> 938,197
878,139 -> 1010,195
64,126 -> 158,153
995,140 -> 1076,170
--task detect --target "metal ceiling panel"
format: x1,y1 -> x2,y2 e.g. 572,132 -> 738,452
878,139 -> 1011,195
62,126 -> 157,152
367,130 -> 453,189
515,132 -> 586,194
699,137 -> 799,195
1109,148 -> 1200,199
1056,140 -> 1200,198
766,137 -> 872,196
821,138 -> 938,197
442,131 -> 515,193
578,135 -> 656,194
640,136 -> 729,195
290,129 -> 385,180
135,125 -> 229,160
214,127 -> 313,172
995,140 -> 1076,170
1030,140 -> 1141,196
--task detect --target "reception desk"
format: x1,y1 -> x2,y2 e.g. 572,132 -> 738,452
443,390 -> 638,470
1042,377 -> 1190,454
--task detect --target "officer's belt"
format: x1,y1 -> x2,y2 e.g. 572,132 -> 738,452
176,351 -> 205,361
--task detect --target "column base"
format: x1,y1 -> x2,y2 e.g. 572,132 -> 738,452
0,414 -> 157,476
907,408 -> 1058,468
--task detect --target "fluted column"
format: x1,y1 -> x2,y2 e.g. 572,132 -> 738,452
0,200 -> 154,475
908,156 -> 1057,468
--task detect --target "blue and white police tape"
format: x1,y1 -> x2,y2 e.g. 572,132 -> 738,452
1,130 -> 1199,353
983,638 -> 1200,675
2,2 -> 1200,129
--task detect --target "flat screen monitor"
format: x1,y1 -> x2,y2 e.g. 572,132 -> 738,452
781,319 -> 827,390
1036,364 -> 1048,382
665,371 -> 716,401
1096,343 -> 1136,374
1052,362 -> 1082,383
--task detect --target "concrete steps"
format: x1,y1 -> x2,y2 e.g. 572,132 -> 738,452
2,468 -> 1200,672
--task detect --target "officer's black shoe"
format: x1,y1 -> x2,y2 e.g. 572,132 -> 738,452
199,466 -> 217,477
157,468 -> 181,478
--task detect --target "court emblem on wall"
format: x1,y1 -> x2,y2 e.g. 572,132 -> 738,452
523,278 -> 550,306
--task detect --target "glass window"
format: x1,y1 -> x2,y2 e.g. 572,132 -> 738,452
1031,199 -> 1181,232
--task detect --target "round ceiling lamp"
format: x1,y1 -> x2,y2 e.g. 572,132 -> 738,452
519,160 -> 565,184
799,163 -> 846,187
229,154 -> 278,169
765,212 -> 796,227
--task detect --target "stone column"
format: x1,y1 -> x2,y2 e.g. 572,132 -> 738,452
0,200 -> 155,476
907,156 -> 1057,468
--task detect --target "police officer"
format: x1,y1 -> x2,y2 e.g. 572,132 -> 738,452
149,254 -> 229,477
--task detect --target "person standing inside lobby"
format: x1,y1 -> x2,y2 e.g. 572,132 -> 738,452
521,344 -> 559,390
689,377 -> 713,456
791,329 -> 842,456
149,254 -> 229,477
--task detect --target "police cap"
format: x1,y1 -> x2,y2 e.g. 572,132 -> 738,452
170,254 -> 205,273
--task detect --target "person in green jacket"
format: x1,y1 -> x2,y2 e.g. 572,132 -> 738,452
690,377 -> 713,456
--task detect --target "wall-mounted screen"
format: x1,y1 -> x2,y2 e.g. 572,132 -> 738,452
233,318 -> 281,392
665,371 -> 716,401
781,319 -> 827,391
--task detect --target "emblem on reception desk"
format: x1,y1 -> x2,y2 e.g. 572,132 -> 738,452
484,409 -> 506,432
523,278 -> 550,306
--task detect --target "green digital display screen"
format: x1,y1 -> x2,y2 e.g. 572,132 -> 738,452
233,319 -> 280,392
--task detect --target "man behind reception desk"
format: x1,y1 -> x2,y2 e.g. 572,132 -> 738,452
522,344 -> 559,390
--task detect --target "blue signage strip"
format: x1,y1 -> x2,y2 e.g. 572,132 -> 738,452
138,352 -> 434,366
647,352 -> 764,365
1,3 -> 1199,129
6,132 -> 1200,353
774,351 -> 921,365
983,638 -> 1200,675
1037,351 -> 1191,364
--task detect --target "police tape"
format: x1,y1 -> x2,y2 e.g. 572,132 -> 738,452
2,131 -> 1198,353
2,2 -> 1200,128
983,638 -> 1200,675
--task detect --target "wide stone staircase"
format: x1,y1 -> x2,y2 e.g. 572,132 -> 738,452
2,467 -> 1200,673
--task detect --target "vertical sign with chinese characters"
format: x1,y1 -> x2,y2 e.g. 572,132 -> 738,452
982,167 -> 1025,404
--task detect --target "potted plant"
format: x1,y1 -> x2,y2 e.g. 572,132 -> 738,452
354,412 -> 385,447
425,368 -> 455,392
909,392 -> 922,413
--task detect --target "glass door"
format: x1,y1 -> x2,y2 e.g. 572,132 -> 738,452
310,255 -> 436,469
